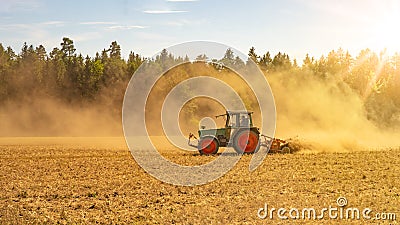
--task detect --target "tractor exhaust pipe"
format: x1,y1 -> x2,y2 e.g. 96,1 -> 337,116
188,133 -> 199,148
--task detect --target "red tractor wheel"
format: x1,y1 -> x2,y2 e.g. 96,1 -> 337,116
198,136 -> 219,155
233,130 -> 260,154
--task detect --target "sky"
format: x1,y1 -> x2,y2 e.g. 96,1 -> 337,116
1,0 -> 400,61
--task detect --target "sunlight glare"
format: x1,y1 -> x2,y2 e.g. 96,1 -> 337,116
371,7 -> 400,54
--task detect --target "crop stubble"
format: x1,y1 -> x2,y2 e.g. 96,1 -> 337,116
0,137 -> 399,224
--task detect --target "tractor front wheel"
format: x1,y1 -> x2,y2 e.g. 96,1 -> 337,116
233,130 -> 260,154
198,136 -> 219,155
281,146 -> 291,154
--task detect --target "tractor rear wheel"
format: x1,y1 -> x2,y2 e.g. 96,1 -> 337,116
198,136 -> 219,155
233,130 -> 260,154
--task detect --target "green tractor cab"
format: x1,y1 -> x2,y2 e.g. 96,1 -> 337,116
188,110 -> 291,155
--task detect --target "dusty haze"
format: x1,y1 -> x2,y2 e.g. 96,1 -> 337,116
0,95 -> 122,137
1,62 -> 399,153
269,71 -> 400,152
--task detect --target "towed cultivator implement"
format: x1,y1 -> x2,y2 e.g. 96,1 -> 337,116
188,111 -> 292,155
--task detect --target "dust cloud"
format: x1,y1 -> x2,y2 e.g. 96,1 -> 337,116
0,97 -> 122,137
144,62 -> 262,137
268,72 -> 400,152
1,61 -> 399,153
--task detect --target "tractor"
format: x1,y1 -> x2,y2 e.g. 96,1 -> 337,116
188,110 -> 291,155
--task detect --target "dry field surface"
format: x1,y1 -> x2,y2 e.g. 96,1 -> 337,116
0,137 -> 399,224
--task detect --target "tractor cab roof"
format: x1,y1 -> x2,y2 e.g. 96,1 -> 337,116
226,110 -> 253,114
216,110 -> 253,117
214,110 -> 254,128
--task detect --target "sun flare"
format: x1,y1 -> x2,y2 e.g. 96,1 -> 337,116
371,7 -> 400,53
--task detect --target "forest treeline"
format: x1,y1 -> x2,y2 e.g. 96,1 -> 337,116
0,37 -> 399,128
0,37 -> 142,103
